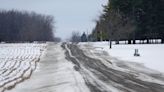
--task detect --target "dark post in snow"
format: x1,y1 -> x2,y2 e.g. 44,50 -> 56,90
109,40 -> 112,49
134,49 -> 140,56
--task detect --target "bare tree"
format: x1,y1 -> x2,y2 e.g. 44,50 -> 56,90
70,31 -> 81,43
54,37 -> 61,42
0,10 -> 55,42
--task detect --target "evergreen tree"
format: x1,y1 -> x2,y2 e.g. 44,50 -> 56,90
81,32 -> 87,42
91,0 -> 164,43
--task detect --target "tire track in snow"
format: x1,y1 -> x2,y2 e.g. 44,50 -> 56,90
63,43 -> 164,92
62,43 -> 120,92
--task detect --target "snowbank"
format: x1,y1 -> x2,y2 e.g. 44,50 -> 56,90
88,42 -> 164,73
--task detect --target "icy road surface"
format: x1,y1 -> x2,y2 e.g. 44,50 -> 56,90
6,43 -> 164,92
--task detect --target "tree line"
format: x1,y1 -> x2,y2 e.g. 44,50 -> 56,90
89,0 -> 164,44
0,10 -> 55,42
70,31 -> 88,42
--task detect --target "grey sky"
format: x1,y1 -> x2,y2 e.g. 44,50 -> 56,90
0,0 -> 108,40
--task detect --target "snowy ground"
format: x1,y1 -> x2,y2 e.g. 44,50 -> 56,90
1,42 -> 164,92
69,43 -> 164,92
6,43 -> 89,92
86,42 -> 164,73
0,43 -> 46,92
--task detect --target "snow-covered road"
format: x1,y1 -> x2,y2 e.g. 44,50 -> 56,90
6,43 -> 89,92
3,42 -> 164,92
63,43 -> 164,92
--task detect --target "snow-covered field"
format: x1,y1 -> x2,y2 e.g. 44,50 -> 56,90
6,43 -> 90,92
87,42 -> 164,73
0,43 -> 46,92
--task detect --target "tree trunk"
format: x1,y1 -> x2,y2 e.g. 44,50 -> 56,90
162,39 -> 164,43
110,40 -> 112,49
125,41 -> 127,44
139,40 -> 142,44
128,40 -> 131,44
133,40 -> 136,44
116,41 -> 119,44
146,39 -> 150,44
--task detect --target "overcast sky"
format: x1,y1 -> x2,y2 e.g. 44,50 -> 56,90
0,0 -> 108,40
